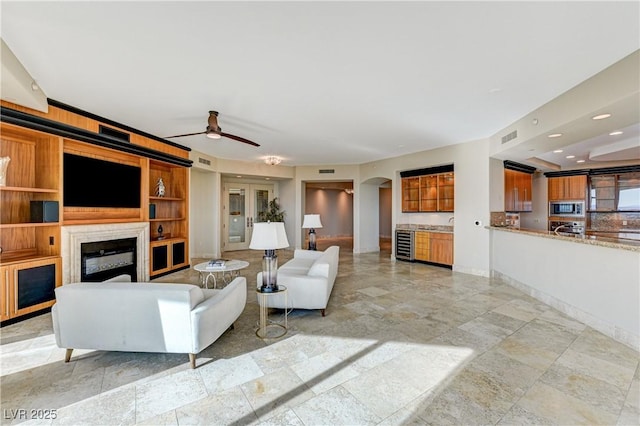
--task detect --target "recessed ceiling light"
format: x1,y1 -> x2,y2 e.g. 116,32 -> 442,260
553,149 -> 563,153
548,133 -> 563,138
576,160 -> 585,163
609,131 -> 623,136
592,113 -> 611,120
566,155 -> 575,159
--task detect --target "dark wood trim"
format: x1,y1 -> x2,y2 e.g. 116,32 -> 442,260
400,164 -> 454,178
544,165 -> 640,177
47,98 -> 190,152
503,160 -> 536,174
1,106 -> 192,167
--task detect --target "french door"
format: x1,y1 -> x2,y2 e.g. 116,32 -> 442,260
222,183 -> 273,251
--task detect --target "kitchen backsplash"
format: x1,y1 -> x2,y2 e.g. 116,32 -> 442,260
588,212 -> 640,231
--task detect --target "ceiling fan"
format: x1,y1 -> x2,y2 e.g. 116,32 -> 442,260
165,111 -> 260,147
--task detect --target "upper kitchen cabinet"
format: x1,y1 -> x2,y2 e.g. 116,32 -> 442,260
589,171 -> 640,212
504,169 -> 532,212
548,175 -> 587,201
401,177 -> 420,212
401,165 -> 455,213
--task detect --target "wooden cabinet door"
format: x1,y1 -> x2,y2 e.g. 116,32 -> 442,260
414,232 -> 430,261
402,177 -> 420,212
437,174 -> 455,212
505,169 -> 517,211
567,175 -> 587,200
0,266 -> 11,322
419,176 -> 438,212
519,172 -> 532,212
429,233 -> 453,265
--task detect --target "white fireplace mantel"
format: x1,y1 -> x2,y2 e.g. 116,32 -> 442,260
61,222 -> 150,284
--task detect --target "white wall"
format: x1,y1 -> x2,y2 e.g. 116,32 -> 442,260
305,188 -> 354,238
189,168 -> 220,258
360,138 -> 492,276
358,182 -> 380,253
491,229 -> 640,350
379,187 -> 392,238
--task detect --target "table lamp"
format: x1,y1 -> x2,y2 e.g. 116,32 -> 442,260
250,222 -> 289,292
302,214 -> 323,250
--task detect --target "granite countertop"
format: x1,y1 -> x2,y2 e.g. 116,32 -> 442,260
396,224 -> 453,233
488,226 -> 640,252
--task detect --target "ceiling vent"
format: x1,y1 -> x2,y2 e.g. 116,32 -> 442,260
501,130 -> 518,144
198,157 -> 211,166
99,125 -> 130,142
319,169 -> 335,174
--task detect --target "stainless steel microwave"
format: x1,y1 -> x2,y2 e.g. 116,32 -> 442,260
549,201 -> 585,217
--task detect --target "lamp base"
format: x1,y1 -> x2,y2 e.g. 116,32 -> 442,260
260,250 -> 279,292
308,228 -> 317,251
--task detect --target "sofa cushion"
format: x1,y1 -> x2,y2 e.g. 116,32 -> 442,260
278,257 -> 316,275
308,257 -> 330,277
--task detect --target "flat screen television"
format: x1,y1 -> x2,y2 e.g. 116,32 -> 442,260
63,153 -> 141,208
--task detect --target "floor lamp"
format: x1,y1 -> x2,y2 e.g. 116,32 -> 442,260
302,214 -> 323,251
250,222 -> 289,292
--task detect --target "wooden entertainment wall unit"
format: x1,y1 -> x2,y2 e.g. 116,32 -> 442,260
0,99 -> 192,323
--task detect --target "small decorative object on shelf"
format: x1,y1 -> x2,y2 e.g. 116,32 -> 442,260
155,177 -> 166,197
157,224 -> 164,240
0,156 -> 10,186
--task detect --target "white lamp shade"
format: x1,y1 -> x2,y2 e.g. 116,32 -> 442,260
249,222 -> 289,250
302,214 -> 323,229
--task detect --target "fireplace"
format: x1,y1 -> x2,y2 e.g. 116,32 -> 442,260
81,237 -> 137,282
61,222 -> 150,284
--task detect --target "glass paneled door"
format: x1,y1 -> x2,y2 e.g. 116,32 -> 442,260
223,183 -> 273,251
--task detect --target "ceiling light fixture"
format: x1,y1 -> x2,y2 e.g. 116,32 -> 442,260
576,160 -> 586,163
553,149 -> 563,153
566,155 -> 575,159
609,131 -> 623,136
548,133 -> 563,138
344,188 -> 354,195
205,131 -> 221,139
265,156 -> 282,166
592,113 -> 611,120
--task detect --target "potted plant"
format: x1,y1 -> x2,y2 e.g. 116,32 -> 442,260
258,197 -> 286,223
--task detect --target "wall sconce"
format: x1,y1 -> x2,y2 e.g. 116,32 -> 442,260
265,156 -> 282,166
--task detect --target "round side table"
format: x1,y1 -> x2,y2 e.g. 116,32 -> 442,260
256,285 -> 288,339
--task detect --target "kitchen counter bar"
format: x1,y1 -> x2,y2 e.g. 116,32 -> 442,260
488,226 -> 640,252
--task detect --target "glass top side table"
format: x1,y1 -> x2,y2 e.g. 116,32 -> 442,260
256,285 -> 288,339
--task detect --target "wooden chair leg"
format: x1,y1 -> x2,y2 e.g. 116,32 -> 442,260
189,353 -> 196,369
65,348 -> 73,362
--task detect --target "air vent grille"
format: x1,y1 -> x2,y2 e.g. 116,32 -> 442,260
198,157 -> 211,166
319,169 -> 335,174
501,130 -> 517,144
99,125 -> 130,142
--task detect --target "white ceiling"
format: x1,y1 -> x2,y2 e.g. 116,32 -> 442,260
1,1 -> 639,168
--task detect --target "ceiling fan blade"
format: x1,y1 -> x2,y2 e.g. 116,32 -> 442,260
221,132 -> 260,147
165,131 -> 206,138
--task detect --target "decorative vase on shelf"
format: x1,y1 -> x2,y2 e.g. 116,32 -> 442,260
155,177 -> 165,197
0,156 -> 10,187
157,224 -> 164,240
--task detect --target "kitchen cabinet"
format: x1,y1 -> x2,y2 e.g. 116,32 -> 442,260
413,231 -> 453,266
401,177 -> 420,212
548,175 -> 587,201
402,171 -> 455,213
414,231 -> 430,261
589,172 -> 640,211
505,169 -> 532,212
430,232 -> 453,265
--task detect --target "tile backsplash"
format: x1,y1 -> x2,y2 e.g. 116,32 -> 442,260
588,212 -> 640,231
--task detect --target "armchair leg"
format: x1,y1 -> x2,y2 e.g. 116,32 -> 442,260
65,348 -> 73,362
320,309 -> 326,317
189,353 -> 196,369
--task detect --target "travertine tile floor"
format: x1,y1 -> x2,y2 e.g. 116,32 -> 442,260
1,238 -> 638,425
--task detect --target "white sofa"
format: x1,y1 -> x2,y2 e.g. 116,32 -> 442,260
52,276 -> 247,369
257,246 -> 339,316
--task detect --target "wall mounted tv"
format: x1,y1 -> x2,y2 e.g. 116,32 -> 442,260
64,153 -> 141,208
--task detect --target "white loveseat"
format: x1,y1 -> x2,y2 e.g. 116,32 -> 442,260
257,246 -> 339,316
52,276 -> 247,368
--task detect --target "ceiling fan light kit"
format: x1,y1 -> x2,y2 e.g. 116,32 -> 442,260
166,110 -> 260,147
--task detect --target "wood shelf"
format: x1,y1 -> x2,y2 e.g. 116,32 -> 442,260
0,186 -> 58,193
149,196 -> 184,201
0,222 -> 59,229
150,217 -> 186,222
